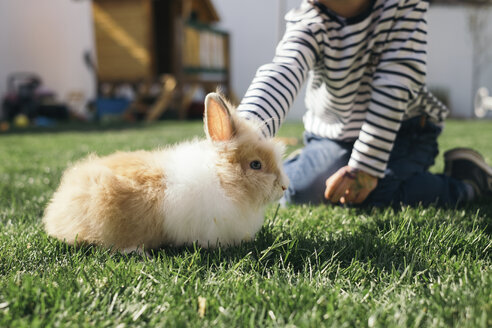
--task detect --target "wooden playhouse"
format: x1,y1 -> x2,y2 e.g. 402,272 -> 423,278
92,0 -> 231,120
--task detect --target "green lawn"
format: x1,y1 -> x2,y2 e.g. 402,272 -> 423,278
0,120 -> 491,327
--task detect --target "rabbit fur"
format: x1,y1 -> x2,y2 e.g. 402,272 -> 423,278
42,93 -> 289,253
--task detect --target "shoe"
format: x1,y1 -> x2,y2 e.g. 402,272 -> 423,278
444,148 -> 492,197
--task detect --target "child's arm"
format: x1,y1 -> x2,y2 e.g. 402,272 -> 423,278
236,6 -> 322,137
347,0 -> 428,178
327,0 -> 428,204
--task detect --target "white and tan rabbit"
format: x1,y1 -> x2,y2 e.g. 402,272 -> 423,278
43,93 -> 289,253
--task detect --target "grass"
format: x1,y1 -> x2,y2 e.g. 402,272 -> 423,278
0,119 -> 491,327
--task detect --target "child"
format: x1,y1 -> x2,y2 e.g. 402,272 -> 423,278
236,0 -> 492,206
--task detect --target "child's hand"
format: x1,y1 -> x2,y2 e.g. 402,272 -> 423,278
324,166 -> 378,204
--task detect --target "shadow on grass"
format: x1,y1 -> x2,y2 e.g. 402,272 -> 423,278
355,200 -> 492,235
157,203 -> 490,276
47,201 -> 491,282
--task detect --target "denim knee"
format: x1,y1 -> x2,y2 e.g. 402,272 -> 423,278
281,133 -> 352,205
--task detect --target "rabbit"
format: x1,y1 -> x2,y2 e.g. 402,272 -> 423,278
42,92 -> 289,253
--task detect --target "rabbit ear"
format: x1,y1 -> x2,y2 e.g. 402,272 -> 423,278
204,93 -> 235,142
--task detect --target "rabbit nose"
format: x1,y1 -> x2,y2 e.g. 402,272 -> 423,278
281,185 -> 287,191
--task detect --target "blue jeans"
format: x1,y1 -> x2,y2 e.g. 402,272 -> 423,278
283,116 -> 468,207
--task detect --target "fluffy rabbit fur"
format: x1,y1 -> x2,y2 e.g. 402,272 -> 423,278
43,93 -> 289,253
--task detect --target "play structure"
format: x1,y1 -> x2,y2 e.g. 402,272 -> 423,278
475,87 -> 492,118
92,0 -> 231,121
1,73 -> 70,127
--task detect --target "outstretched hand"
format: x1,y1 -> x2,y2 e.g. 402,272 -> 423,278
324,166 -> 378,205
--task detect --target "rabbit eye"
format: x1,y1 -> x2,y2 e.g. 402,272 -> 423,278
250,160 -> 262,170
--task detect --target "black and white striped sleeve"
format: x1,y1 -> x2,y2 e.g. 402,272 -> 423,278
348,0 -> 428,178
237,21 -> 322,137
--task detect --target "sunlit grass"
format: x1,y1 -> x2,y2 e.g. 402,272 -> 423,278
0,120 -> 491,327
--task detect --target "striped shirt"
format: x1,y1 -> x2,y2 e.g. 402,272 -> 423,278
237,0 -> 449,178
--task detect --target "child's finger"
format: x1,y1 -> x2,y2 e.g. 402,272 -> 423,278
324,170 -> 344,199
351,188 -> 372,204
329,177 -> 351,203
340,187 -> 353,204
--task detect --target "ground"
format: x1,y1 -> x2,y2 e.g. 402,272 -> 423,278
0,120 -> 491,327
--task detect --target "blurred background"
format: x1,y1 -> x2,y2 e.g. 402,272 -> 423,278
0,0 -> 491,131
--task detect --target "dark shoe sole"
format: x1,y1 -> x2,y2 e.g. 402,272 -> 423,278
444,148 -> 492,176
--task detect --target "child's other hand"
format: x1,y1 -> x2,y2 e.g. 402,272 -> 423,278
324,166 -> 378,204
